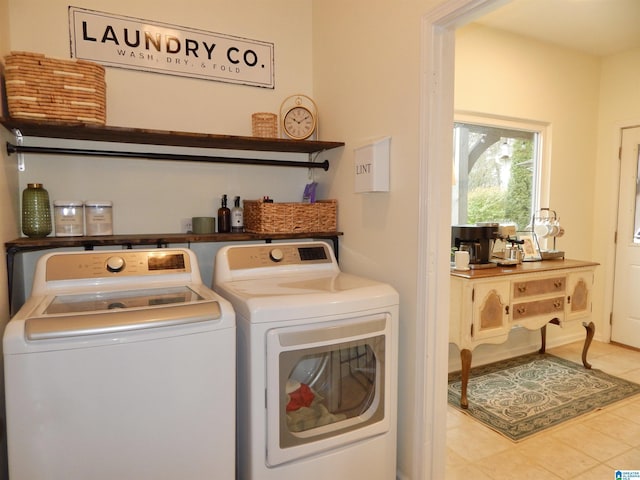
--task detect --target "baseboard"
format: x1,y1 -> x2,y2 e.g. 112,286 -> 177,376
396,470 -> 409,480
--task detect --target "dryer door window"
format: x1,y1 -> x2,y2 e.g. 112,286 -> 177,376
283,338 -> 384,436
266,314 -> 391,467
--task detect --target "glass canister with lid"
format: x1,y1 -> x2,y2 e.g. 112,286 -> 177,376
53,200 -> 84,237
84,201 -> 113,236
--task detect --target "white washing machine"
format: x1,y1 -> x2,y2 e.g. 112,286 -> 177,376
213,241 -> 399,480
4,248 -> 235,480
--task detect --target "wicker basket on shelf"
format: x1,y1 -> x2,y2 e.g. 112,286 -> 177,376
251,112 -> 278,138
3,51 -> 106,124
244,199 -> 337,233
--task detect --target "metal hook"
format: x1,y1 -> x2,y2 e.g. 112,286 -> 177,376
13,129 -> 25,172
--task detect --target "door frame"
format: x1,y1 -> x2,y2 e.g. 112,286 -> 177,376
605,122 -> 640,343
417,1 -> 511,479
419,1 -> 632,478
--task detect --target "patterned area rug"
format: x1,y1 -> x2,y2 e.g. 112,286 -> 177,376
448,352 -> 640,441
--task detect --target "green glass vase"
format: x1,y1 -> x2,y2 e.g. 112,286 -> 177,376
22,183 -> 52,238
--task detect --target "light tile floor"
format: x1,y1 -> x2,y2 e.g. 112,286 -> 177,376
446,340 -> 640,479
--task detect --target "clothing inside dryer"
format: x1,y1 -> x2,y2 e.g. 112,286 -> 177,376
283,335 -> 385,434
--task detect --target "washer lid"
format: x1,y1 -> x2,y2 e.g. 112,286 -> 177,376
25,301 -> 222,341
24,286 -> 222,341
43,286 -> 204,314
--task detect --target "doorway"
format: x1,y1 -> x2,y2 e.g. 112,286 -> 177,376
419,1 -> 508,479
421,0 -> 629,478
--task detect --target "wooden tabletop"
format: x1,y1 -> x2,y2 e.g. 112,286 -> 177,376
450,258 -> 599,279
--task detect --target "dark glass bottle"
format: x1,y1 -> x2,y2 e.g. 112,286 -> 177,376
22,183 -> 52,238
217,194 -> 231,233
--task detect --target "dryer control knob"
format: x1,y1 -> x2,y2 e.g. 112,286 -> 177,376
269,248 -> 284,262
106,256 -> 126,273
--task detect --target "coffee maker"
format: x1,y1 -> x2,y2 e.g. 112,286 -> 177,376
451,223 -> 499,268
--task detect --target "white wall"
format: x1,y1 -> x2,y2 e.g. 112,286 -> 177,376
455,24 -> 600,260
451,24 -> 602,367
312,1 -> 447,478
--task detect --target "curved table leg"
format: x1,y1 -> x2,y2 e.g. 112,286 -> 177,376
582,321 -> 595,369
460,349 -> 472,409
539,325 -> 547,354
540,319 -> 560,354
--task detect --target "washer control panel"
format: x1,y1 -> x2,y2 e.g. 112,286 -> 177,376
45,249 -> 192,281
226,243 -> 333,270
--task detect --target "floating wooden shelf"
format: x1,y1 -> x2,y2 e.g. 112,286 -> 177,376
1,117 -> 344,169
0,117 -> 344,153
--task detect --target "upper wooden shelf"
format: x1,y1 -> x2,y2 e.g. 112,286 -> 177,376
0,117 -> 345,154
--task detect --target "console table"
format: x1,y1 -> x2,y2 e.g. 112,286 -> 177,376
450,259 -> 599,408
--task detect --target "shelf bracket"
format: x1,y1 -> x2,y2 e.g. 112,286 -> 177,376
11,130 -> 25,172
5,142 -> 330,170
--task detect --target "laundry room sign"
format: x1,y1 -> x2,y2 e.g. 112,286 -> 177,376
68,6 -> 275,88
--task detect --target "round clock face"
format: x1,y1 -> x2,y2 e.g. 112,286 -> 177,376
283,106 -> 316,140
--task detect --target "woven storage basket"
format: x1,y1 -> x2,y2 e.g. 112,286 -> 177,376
251,112 -> 278,138
244,199 -> 337,233
4,51 -> 106,124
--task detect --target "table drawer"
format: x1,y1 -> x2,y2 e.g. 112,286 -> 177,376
513,276 -> 565,298
512,296 -> 565,320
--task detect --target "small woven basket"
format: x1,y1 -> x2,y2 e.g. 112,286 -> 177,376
251,112 -> 278,138
3,51 -> 106,124
244,199 -> 337,233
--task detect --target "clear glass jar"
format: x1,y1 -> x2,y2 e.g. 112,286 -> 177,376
54,200 -> 84,237
22,183 -> 52,238
84,201 -> 113,236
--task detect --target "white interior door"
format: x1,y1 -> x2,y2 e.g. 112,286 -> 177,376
611,126 -> 640,348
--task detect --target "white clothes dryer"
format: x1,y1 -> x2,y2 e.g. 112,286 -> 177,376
213,241 -> 399,480
4,248 -> 235,480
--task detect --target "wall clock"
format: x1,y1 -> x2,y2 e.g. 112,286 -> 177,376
280,94 -> 318,140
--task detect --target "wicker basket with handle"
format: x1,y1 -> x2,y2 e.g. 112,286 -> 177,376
244,199 -> 337,233
3,51 -> 106,124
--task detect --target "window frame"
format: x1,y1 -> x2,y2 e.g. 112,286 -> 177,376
452,111 -> 551,228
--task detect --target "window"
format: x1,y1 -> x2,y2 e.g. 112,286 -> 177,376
452,117 -> 544,231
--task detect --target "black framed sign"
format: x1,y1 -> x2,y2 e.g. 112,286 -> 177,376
68,6 -> 275,88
